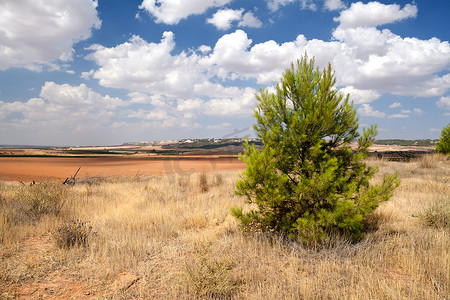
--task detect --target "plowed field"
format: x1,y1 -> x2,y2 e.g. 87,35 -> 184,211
0,157 -> 245,182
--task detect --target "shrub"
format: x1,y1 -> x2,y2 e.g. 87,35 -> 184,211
52,219 -> 92,248
16,182 -> 69,221
435,122 -> 450,155
232,54 -> 400,243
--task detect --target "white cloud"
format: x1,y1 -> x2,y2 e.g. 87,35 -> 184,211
430,128 -> 440,133
400,109 -> 411,114
387,113 -> 409,119
437,96 -> 450,110
389,102 -> 402,108
0,82 -> 126,133
413,108 -> 424,115
238,11 -> 262,28
334,2 -> 417,29
198,45 -> 212,54
81,69 -> 95,80
206,122 -> 232,130
85,2 -> 450,127
358,104 -> 386,118
0,0 -> 101,71
176,88 -> 257,117
268,0 -> 345,12
238,12 -> 263,28
207,9 -> 244,30
139,0 -> 232,25
88,32 -> 206,98
339,86 -> 380,104
267,0 -> 296,12
324,0 -> 345,11
207,9 -> 262,30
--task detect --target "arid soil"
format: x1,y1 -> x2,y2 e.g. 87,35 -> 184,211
0,157 -> 245,182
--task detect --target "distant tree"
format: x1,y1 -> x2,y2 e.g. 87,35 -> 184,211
231,54 -> 400,243
435,122 -> 450,155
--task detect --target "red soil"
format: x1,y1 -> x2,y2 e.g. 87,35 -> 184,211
0,157 -> 246,182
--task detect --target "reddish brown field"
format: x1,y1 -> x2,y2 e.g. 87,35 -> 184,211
0,157 -> 245,182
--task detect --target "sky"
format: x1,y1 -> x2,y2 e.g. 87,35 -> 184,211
0,0 -> 449,146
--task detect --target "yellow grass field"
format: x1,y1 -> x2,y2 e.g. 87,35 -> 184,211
0,155 -> 449,299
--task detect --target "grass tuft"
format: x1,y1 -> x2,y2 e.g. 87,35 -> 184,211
52,219 -> 92,248
199,172 -> 209,193
185,249 -> 237,298
415,199 -> 450,229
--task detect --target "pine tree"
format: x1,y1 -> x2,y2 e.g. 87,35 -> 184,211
435,122 -> 450,155
232,54 -> 400,243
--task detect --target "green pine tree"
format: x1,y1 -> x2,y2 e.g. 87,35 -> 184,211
435,123 -> 450,155
232,54 -> 400,243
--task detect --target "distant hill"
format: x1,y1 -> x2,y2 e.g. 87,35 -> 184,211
373,139 -> 437,147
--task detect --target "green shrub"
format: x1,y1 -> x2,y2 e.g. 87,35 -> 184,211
232,54 -> 399,243
435,122 -> 450,155
16,182 -> 69,221
52,219 -> 92,248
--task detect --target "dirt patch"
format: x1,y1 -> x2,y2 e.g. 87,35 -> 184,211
4,235 -> 93,299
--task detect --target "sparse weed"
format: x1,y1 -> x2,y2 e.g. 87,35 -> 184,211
52,219 -> 92,248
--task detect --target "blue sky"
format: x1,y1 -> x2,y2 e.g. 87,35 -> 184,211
0,0 -> 449,146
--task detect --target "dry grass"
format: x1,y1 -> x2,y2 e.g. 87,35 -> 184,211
1,157 -> 449,299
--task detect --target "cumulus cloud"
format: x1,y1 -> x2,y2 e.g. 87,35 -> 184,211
387,113 -> 409,119
88,32 -> 206,98
0,82 -> 126,139
267,0 -> 297,12
83,1 -> 449,128
389,102 -> 402,108
334,2 -> 417,28
177,87 -> 257,117
437,96 -> 450,110
239,12 -> 263,28
207,9 -> 244,30
207,9 -> 262,30
358,104 -> 386,118
324,0 -> 346,11
139,0 -> 232,25
339,86 -> 380,104
0,0 -> 101,71
413,108 -> 424,115
268,0 -> 345,12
